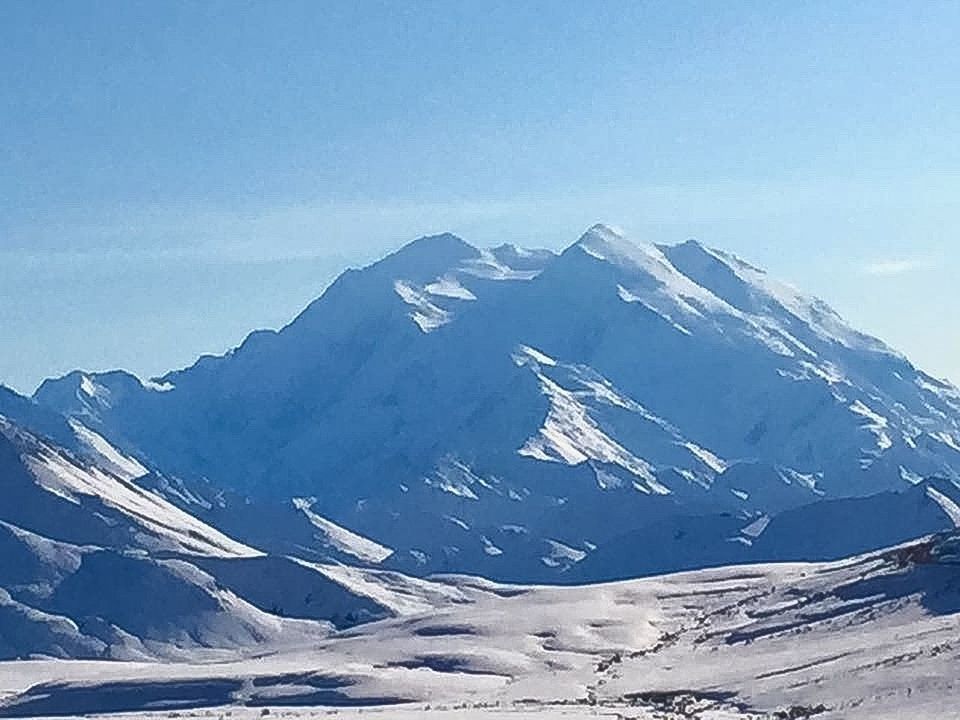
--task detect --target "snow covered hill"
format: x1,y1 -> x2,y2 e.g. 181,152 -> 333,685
0,417 -> 499,660
24,225 -> 960,581
0,416 -> 255,558
2,532 -> 958,719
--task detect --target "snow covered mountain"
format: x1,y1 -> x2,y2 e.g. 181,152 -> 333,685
24,225 -> 960,581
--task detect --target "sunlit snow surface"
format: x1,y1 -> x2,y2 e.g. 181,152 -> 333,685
293,497 -> 394,564
1,418 -> 259,559
394,280 -> 452,332
424,275 -> 478,300
460,248 -> 544,280
518,372 -> 665,490
514,343 -> 723,494
68,419 -> 148,481
3,533 -> 960,720
926,486 -> 960,526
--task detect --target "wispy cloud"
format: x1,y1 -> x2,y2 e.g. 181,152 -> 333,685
860,257 -> 933,277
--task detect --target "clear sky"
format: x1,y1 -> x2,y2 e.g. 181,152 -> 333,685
2,1 -> 958,393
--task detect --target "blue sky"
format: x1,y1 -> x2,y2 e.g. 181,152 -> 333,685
1,0 -> 958,392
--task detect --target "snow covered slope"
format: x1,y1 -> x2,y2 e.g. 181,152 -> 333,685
0,387 -> 147,481
0,526 -> 326,662
0,416 -> 256,558
2,532 -> 958,718
29,226 -> 960,581
0,418 -> 494,659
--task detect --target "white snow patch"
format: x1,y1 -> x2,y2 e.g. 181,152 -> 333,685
850,400 -> 889,427
518,375 -> 665,493
460,249 -> 541,280
774,328 -> 818,358
790,360 -> 846,385
900,466 -> 925,485
424,275 -> 477,301
425,471 -> 476,500
931,431 -> 960,454
926,487 -> 960,527
617,286 -> 692,335
500,524 -> 528,535
541,539 -> 587,568
69,420 -> 148,481
849,400 -> 893,451
512,344 -> 557,367
292,498 -> 394,564
741,515 -> 771,539
292,557 -> 472,616
682,442 -> 728,474
594,466 -> 625,490
481,536 -> 504,556
778,467 -> 823,492
78,375 -> 112,406
423,457 -> 495,501
444,515 -> 471,531
394,280 -> 452,332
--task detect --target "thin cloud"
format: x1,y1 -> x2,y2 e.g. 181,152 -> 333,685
860,257 -> 932,277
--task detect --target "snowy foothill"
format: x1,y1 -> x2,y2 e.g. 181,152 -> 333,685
1,532 -> 959,718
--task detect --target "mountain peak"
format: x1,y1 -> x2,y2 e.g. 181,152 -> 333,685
676,237 -> 707,251
569,223 -> 694,291
370,232 -> 481,283
582,222 -> 626,241
574,223 -> 663,259
393,232 -> 477,259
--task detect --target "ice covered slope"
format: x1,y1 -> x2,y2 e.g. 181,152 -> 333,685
30,226 -> 960,580
1,533 -> 958,719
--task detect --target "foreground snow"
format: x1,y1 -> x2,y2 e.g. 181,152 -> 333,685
0,707 -> 753,720
2,533 -> 958,719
